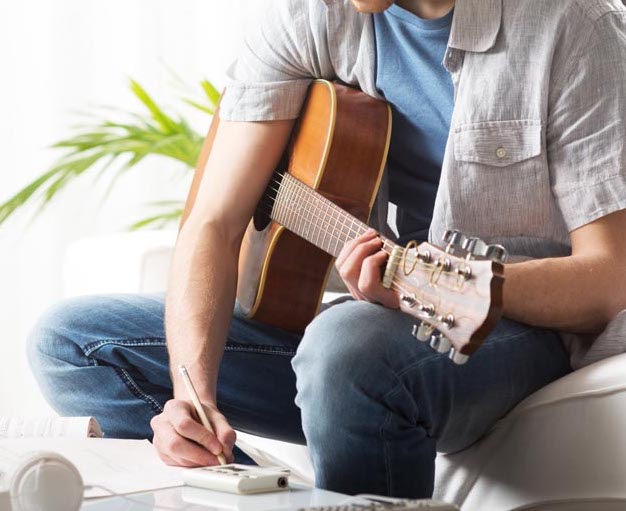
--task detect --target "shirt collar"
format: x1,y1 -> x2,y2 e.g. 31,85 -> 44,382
448,0 -> 503,52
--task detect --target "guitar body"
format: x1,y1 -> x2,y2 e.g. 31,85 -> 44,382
237,81 -> 391,332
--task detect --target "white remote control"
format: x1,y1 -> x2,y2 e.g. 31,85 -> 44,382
183,464 -> 290,495
296,494 -> 459,511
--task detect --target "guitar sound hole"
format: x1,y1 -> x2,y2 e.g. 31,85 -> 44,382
253,170 -> 284,232
253,208 -> 271,231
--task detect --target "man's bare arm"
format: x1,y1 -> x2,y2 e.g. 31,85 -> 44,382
503,209 -> 626,333
151,118 -> 295,467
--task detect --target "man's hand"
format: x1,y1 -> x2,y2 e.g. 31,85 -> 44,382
151,399 -> 236,467
335,228 -> 400,309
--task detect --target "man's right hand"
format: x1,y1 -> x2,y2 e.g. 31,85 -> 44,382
151,399 -> 236,467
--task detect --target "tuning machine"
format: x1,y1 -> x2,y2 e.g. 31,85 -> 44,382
461,236 -> 509,263
448,348 -> 469,365
485,244 -> 508,264
429,334 -> 451,354
411,322 -> 432,342
442,229 -> 468,256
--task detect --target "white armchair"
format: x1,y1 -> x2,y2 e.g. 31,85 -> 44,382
64,231 -> 626,510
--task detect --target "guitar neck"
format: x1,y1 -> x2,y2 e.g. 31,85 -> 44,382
269,172 -> 384,258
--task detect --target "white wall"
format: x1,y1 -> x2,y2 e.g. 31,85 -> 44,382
0,0 -> 262,416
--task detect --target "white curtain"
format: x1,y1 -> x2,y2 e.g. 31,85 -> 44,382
0,0 -> 262,415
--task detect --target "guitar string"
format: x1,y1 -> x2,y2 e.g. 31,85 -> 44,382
253,186 -> 415,297
254,178 -> 425,299
256,197 -> 415,299
257,176 -> 471,298
256,191 -> 460,299
262,179 -> 396,256
269,176 -> 399,254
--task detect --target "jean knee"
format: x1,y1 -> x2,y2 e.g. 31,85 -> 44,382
27,296 -> 99,376
292,301 -> 405,407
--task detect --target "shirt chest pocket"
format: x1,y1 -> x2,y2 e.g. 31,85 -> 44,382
449,119 -> 550,238
453,119 -> 543,168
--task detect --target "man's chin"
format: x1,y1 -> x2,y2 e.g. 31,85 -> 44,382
349,0 -> 395,13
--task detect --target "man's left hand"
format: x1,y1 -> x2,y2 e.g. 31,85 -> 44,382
335,228 -> 401,309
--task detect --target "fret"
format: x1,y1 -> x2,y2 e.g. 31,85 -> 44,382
336,203 -> 353,249
271,172 -> 380,258
272,182 -> 283,224
284,177 -> 296,233
281,176 -> 294,232
328,202 -> 343,256
314,191 -> 324,248
329,205 -> 340,255
296,180 -> 308,239
279,180 -> 289,226
305,183 -> 324,250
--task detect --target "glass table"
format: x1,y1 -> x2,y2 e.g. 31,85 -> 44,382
82,484 -> 350,511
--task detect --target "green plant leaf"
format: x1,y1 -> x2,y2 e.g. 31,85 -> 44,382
201,79 -> 221,107
0,77 -> 220,230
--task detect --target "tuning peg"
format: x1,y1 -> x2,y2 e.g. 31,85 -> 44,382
430,334 -> 451,354
444,231 -> 468,252
463,237 -> 488,258
485,244 -> 508,264
411,322 -> 432,342
448,348 -> 470,365
442,229 -> 460,245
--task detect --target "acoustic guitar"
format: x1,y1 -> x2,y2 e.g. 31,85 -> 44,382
182,80 -> 506,365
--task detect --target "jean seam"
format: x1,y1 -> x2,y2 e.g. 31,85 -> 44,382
225,343 -> 297,357
114,366 -> 164,414
380,409 -> 393,496
83,338 -> 165,357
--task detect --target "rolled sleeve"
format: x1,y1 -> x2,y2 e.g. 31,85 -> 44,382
547,12 -> 626,232
220,0 -> 316,122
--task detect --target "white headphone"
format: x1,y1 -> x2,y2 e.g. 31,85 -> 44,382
1,451 -> 83,511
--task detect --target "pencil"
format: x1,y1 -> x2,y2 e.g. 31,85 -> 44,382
178,364 -> 227,465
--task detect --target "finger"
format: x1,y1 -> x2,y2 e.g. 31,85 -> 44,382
208,410 -> 237,461
337,237 -> 383,287
335,229 -> 378,269
155,420 -> 220,468
345,281 -> 370,302
358,251 -> 400,308
170,408 -> 224,456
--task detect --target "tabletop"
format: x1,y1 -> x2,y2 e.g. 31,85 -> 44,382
82,484 -> 350,511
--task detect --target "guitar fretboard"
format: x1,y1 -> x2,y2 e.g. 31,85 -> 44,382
269,173 -> 372,258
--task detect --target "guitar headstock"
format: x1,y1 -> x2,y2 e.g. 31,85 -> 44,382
391,230 -> 506,365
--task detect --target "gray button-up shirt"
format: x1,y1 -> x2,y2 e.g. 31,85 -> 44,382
220,0 -> 626,368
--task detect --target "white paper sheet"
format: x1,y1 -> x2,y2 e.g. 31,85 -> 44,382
0,416 -> 103,439
0,438 -> 184,498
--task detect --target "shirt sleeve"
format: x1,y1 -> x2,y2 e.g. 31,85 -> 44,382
219,0 -> 316,122
547,12 -> 626,232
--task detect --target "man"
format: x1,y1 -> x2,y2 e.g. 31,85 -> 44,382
28,0 -> 626,499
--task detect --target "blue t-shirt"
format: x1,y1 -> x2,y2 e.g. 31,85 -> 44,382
374,6 -> 454,244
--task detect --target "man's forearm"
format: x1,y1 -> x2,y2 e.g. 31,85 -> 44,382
165,218 -> 239,403
503,254 -> 625,334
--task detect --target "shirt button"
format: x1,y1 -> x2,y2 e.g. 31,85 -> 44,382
496,147 -> 507,159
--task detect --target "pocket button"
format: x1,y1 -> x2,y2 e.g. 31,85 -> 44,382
496,147 -> 507,159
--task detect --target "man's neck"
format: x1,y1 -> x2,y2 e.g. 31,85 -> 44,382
396,0 -> 455,19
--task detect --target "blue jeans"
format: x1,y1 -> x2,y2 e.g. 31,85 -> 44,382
27,293 -> 571,498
